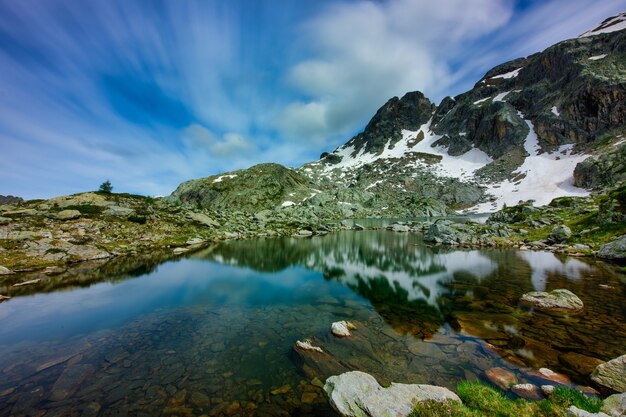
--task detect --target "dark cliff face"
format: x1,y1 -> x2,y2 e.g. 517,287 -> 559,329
338,91 -> 436,157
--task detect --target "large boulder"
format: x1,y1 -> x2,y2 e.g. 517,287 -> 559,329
324,371 -> 461,417
55,210 -> 81,220
598,236 -> 626,261
601,392 -> 626,417
591,354 -> 626,392
520,289 -> 584,314
549,225 -> 572,243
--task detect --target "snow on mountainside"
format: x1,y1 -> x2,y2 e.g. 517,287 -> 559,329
301,13 -> 626,213
579,12 -> 626,37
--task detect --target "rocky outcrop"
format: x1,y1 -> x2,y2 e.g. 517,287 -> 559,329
520,289 -> 584,314
598,235 -> 626,260
0,195 -> 23,205
324,371 -> 461,417
574,143 -> 626,190
601,392 -> 626,417
591,354 -> 626,392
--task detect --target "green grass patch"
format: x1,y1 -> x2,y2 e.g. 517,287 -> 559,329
410,381 -> 602,417
63,204 -> 105,216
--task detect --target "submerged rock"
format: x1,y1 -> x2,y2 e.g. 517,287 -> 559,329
295,340 -> 323,353
536,368 -> 572,386
485,367 -> 518,390
511,383 -> 543,400
598,235 -> 626,261
591,354 -> 626,392
601,392 -> 626,417
520,289 -> 584,314
324,371 -> 461,417
331,321 -> 356,338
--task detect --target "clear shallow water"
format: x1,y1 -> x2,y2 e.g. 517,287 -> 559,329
0,230 -> 625,416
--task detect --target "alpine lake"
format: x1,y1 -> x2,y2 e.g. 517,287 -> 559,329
0,225 -> 625,417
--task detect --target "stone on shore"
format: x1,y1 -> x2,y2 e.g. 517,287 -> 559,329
324,371 -> 461,417
520,289 -> 584,314
511,383 -> 543,400
549,225 -> 572,243
598,235 -> 626,260
565,406 -> 610,417
601,392 -> 626,417
591,354 -> 626,392
0,266 -> 13,275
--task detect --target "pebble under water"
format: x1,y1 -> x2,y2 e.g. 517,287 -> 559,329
0,230 -> 625,416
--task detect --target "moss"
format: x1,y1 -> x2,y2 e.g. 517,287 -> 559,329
411,382 -> 602,417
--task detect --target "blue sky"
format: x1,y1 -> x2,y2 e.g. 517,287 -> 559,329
0,0 -> 624,199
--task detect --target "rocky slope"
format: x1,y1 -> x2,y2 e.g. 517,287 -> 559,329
301,14 -> 626,213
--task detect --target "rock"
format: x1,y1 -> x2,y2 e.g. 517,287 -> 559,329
537,368 -> 572,385
0,295 -> 11,303
270,385 -> 292,395
55,210 -> 81,220
295,340 -> 323,353
520,289 -> 584,314
331,321 -> 355,338
324,371 -> 461,417
484,367 -> 518,390
301,392 -> 318,404
185,238 -> 205,246
541,385 -> 555,396
173,247 -> 189,254
12,278 -> 41,287
49,364 -> 94,401
104,206 -> 135,217
549,225 -> 572,243
511,383 -> 543,400
188,212 -> 220,228
565,406 -> 610,417
297,230 -> 313,237
0,266 -> 13,275
598,235 -> 626,260
559,352 -> 604,376
391,224 -> 410,232
591,354 -> 626,392
601,392 -> 626,417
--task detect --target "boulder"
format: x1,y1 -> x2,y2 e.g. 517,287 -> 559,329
188,212 -> 220,228
104,206 -> 135,217
601,392 -> 626,417
55,210 -> 81,220
591,354 -> 626,392
559,352 -> 604,376
520,289 -> 584,314
511,383 -> 543,400
484,367 -> 518,390
549,225 -> 572,243
536,368 -> 572,385
324,371 -> 461,417
391,224 -> 410,233
565,406 -> 610,417
0,266 -> 13,275
598,236 -> 626,261
0,295 -> 11,303
331,321 -> 355,338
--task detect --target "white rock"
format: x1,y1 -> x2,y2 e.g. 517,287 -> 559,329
295,340 -> 323,353
591,354 -> 626,392
601,392 -> 626,417
185,238 -> 204,246
520,289 -> 584,313
324,371 -> 461,417
541,385 -> 555,396
331,321 -> 353,337
0,266 -> 13,275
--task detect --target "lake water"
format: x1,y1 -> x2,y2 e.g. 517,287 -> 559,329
0,230 -> 625,416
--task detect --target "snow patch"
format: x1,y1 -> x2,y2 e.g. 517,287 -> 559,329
281,201 -> 295,207
551,106 -> 560,116
212,174 -> 237,183
579,13 -> 626,38
493,91 -> 510,102
491,67 -> 523,80
470,112 -> 589,213
588,54 -> 608,60
473,97 -> 490,105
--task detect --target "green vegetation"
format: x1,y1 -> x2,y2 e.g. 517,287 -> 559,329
410,382 -> 602,417
98,180 -> 113,193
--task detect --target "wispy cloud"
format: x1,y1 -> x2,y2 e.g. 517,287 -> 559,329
0,0 -> 623,199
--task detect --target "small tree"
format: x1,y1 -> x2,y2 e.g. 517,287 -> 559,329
99,180 -> 113,194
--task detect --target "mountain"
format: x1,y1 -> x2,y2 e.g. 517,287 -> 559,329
170,13 -> 625,216
299,12 -> 626,213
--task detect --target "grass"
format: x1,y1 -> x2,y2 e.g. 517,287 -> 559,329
409,382 -> 603,417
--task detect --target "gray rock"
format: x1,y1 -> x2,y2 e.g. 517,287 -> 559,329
55,210 -> 81,220
520,289 -> 584,314
324,371 -> 461,417
185,237 -> 205,246
598,235 -> 626,260
391,224 -> 410,232
601,392 -> 626,417
549,225 -> 572,243
104,206 -> 135,217
188,212 -> 220,227
591,354 -> 626,392
0,266 -> 13,275
565,406 -> 610,417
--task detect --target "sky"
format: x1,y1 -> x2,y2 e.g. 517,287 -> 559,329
0,0 -> 625,199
